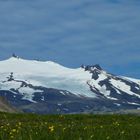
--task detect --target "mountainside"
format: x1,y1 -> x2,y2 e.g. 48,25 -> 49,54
0,56 -> 140,114
0,96 -> 18,113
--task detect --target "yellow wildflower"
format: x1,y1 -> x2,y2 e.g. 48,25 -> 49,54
10,136 -> 14,139
106,136 -> 110,140
18,122 -> 22,126
100,125 -> 103,128
0,126 -> 4,129
48,126 -> 54,132
12,129 -> 16,133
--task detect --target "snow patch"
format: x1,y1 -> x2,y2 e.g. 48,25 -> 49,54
127,102 -> 140,106
110,79 -> 140,98
114,103 -> 121,106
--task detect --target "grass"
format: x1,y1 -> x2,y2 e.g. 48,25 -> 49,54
0,112 -> 140,140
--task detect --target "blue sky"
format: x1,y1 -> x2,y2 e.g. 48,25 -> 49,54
0,0 -> 140,78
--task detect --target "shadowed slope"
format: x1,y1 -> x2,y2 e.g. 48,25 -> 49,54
0,96 -> 18,113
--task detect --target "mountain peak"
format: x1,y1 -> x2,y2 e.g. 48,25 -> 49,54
92,64 -> 102,70
12,53 -> 20,59
83,64 -> 102,71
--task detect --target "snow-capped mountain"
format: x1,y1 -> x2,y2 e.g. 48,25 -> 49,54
0,56 -> 140,114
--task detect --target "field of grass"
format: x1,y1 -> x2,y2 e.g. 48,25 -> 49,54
0,112 -> 140,140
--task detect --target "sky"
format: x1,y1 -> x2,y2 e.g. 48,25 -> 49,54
0,0 -> 140,78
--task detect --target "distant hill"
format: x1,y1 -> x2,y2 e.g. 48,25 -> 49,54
0,96 -> 18,113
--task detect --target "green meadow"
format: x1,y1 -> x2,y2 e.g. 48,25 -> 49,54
0,113 -> 140,140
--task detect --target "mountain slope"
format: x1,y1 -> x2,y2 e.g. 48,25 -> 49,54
0,96 -> 18,113
0,56 -> 140,114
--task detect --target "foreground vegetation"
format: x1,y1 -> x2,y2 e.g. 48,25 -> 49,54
0,112 -> 140,140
